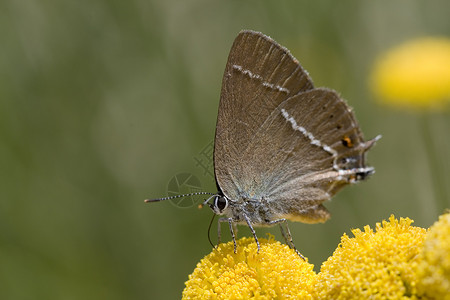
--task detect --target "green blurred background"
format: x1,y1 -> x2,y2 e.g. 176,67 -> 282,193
1,0 -> 449,299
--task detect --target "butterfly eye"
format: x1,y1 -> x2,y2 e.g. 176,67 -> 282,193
214,196 -> 228,213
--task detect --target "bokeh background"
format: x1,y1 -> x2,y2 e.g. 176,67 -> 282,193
1,0 -> 449,299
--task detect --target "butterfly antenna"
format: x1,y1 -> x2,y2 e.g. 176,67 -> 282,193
198,194 -> 218,209
144,192 -> 215,203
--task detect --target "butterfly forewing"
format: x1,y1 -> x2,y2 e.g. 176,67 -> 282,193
214,30 -> 314,200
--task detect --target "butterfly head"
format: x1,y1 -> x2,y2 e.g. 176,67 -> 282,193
206,194 -> 230,215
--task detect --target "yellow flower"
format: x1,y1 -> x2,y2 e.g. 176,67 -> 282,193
182,236 -> 316,299
370,37 -> 450,111
313,215 -> 427,299
416,212 -> 450,299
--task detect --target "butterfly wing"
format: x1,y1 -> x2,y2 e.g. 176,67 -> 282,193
247,88 -> 377,223
214,30 -> 378,224
214,30 -> 313,201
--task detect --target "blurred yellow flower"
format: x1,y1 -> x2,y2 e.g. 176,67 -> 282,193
182,236 -> 316,299
416,212 -> 450,299
313,215 -> 427,299
370,37 -> 450,110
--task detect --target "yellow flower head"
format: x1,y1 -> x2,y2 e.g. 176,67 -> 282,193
370,37 -> 450,111
416,212 -> 450,299
313,215 -> 427,299
182,236 -> 316,299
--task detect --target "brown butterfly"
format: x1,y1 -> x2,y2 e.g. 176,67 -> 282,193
147,30 -> 380,259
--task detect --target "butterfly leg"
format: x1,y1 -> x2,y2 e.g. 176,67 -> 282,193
218,217 -> 237,253
268,219 -> 305,260
243,213 -> 261,253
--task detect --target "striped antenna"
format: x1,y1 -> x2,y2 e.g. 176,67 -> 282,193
144,192 -> 215,203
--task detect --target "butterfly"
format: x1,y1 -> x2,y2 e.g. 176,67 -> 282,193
147,30 -> 380,259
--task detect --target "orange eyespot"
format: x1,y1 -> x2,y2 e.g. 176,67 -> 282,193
342,136 -> 354,148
